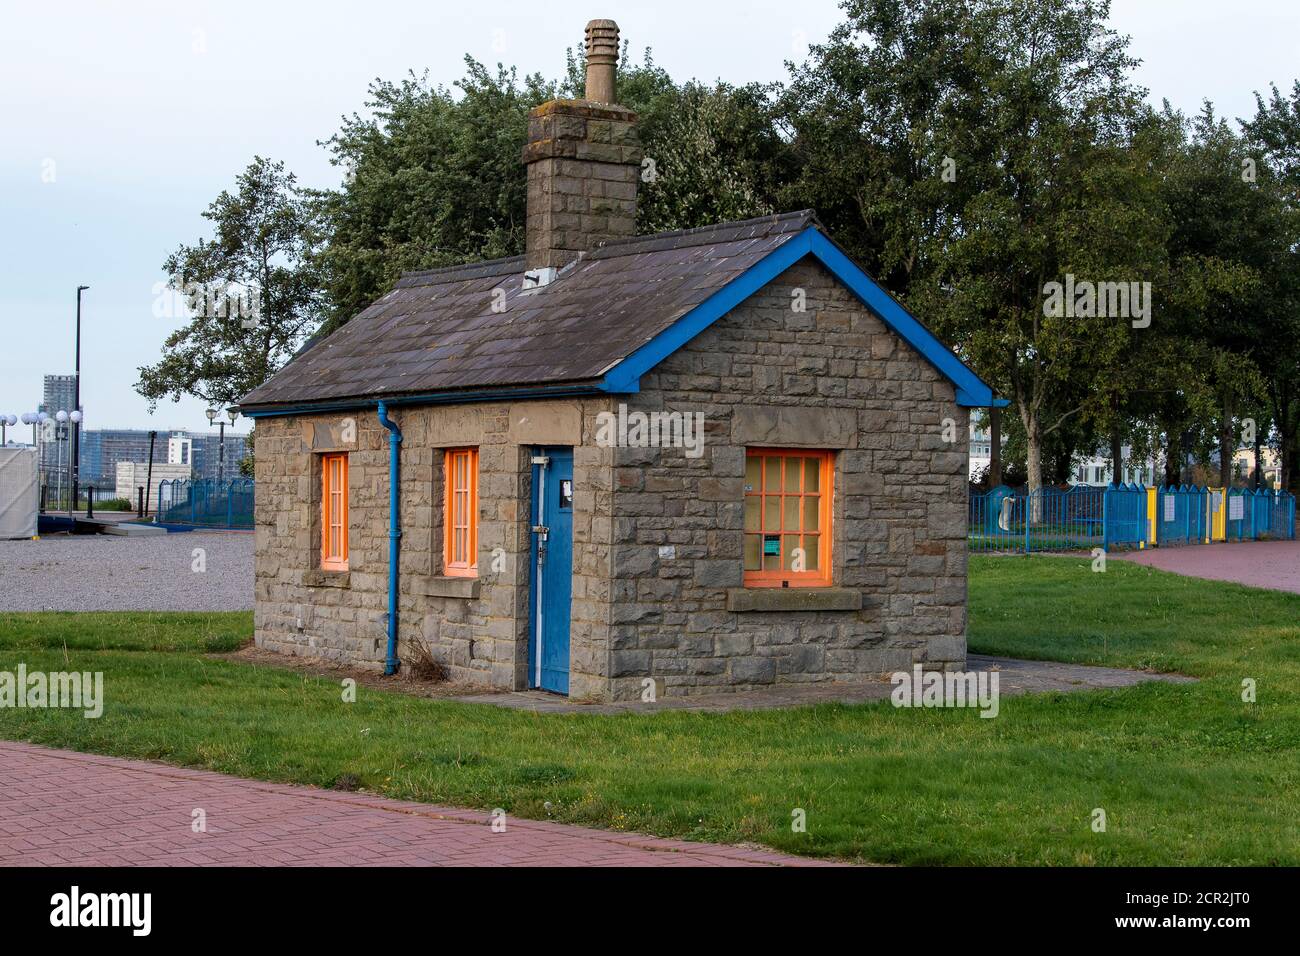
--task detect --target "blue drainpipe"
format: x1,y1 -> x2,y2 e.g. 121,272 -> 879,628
377,401 -> 402,675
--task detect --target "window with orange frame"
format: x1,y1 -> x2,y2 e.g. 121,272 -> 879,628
443,447 -> 479,576
743,449 -> 833,587
320,452 -> 349,571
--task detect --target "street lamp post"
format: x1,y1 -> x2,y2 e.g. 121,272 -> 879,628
224,407 -> 237,481
207,406 -> 238,483
54,411 -> 68,512
72,285 -> 89,511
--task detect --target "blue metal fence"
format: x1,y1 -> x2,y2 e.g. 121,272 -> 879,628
1154,484 -> 1207,546
157,478 -> 254,529
1105,483 -> 1148,549
969,484 -> 1112,554
971,482 -> 1294,554
1236,487 -> 1298,541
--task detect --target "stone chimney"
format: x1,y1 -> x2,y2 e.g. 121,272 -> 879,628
522,19 -> 641,271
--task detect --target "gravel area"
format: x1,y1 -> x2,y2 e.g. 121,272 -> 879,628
0,532 -> 252,611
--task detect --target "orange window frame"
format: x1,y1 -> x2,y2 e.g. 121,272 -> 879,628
443,447 -> 479,576
320,453 -> 349,571
743,449 -> 833,588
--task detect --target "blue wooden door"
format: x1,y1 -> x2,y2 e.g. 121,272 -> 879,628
528,448 -> 573,694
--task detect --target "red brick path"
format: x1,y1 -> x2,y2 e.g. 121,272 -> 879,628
1115,540 -> 1300,594
0,742 -> 833,867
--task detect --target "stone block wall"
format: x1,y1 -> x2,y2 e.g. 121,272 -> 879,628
607,259 -> 969,700
252,398 -> 616,699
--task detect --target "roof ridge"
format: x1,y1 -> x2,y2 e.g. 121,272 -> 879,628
392,212 -> 820,283
586,210 -> 820,259
398,254 -> 526,284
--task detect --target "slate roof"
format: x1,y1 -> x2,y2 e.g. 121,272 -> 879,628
238,210 -> 819,411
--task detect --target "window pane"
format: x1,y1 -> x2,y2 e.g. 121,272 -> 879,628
803,495 -> 820,532
743,534 -> 761,570
783,496 -> 799,530
764,457 -> 781,493
764,497 -> 780,530
782,535 -> 800,570
785,457 -> 803,492
804,535 -> 819,570
763,540 -> 781,570
804,458 -> 820,491
744,496 -> 759,532
744,456 -> 761,493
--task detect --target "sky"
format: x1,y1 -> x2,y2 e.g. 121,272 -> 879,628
2,0 -> 1297,432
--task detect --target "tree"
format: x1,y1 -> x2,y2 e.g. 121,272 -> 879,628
635,81 -> 787,233
1241,82 -> 1300,494
565,43 -> 793,231
786,0 -> 1168,504
137,157 -> 322,409
313,50 -> 793,331
312,60 -> 556,330
1156,105 -> 1285,487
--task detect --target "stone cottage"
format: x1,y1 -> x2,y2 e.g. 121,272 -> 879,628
238,19 -> 999,701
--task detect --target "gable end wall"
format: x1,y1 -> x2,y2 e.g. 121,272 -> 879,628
607,259 -> 969,699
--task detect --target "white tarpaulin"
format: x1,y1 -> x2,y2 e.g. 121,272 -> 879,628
0,447 -> 38,539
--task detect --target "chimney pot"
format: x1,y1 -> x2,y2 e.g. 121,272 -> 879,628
584,19 -> 619,103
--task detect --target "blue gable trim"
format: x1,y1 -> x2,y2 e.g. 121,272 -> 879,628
599,227 -> 1000,407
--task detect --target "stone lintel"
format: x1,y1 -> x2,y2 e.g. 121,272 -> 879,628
730,406 -> 859,449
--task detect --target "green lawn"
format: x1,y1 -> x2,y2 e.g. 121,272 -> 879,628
2,557 -> 1298,865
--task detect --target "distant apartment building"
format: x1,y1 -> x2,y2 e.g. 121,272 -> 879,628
168,434 -> 193,467
969,421 -> 999,480
40,374 -> 77,417
77,428 -> 250,488
1232,446 -> 1281,489
78,430 -> 169,490
38,374 -> 78,474
1072,447 -> 1157,486
968,419 -> 1159,486
173,431 -> 250,480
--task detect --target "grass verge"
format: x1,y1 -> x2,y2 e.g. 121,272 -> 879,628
2,557 -> 1298,864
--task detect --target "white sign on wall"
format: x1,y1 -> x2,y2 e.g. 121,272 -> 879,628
1163,495 -> 1176,523
1229,496 -> 1245,521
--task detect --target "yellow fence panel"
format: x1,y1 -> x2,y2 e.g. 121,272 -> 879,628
1208,487 -> 1227,541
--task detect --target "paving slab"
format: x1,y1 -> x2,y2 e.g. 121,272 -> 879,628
0,742 -> 836,867
455,654 -> 1193,714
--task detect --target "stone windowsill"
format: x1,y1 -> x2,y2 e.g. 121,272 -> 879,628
413,575 -> 481,600
302,569 -> 351,588
726,587 -> 869,613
